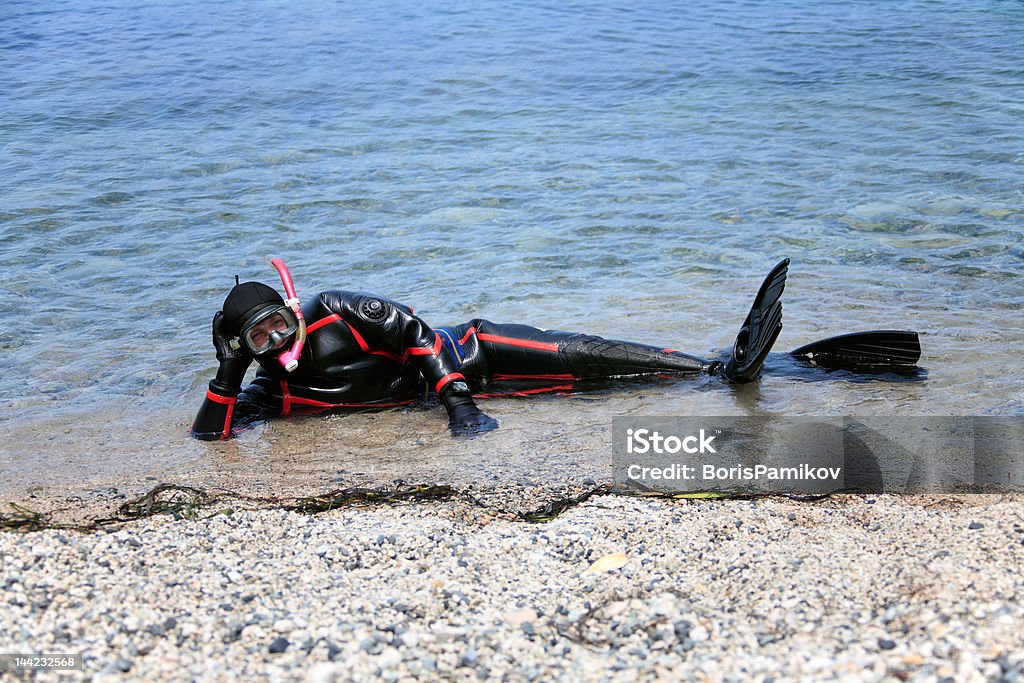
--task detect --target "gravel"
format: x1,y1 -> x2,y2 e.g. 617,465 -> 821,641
1,493 -> 1023,681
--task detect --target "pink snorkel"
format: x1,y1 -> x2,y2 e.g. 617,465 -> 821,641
266,255 -> 306,372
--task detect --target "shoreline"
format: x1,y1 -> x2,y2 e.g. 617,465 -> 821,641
2,492 -> 1023,681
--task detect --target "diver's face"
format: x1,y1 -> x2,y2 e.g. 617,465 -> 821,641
247,312 -> 292,352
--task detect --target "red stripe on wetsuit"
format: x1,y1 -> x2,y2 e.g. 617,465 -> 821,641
476,332 -> 559,353
306,314 -> 341,334
462,327 -> 574,382
278,379 -> 416,416
205,389 -> 237,439
310,314 -> 446,365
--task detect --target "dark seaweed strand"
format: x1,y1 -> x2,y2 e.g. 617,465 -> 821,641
1,482 -> 796,534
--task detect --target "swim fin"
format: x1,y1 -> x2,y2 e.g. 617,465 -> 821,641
723,258 -> 789,383
789,330 -> 921,367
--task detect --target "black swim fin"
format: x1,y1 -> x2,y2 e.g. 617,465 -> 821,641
790,330 -> 921,367
723,258 -> 789,383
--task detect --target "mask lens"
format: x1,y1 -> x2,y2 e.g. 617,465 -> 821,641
242,307 -> 298,355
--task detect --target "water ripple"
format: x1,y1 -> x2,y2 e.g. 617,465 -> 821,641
1,0 -> 1023,487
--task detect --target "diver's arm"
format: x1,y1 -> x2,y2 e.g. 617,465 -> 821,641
191,311 -> 253,440
322,291 -> 498,435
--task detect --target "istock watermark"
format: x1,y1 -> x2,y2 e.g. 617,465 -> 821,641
626,428 -> 718,454
613,416 -> 1024,495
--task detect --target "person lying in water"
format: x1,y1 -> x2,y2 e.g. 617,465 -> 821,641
192,258 -> 921,440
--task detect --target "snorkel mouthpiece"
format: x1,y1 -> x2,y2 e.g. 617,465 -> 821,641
266,256 -> 306,372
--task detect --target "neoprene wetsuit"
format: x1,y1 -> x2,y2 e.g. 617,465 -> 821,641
192,290 -> 715,440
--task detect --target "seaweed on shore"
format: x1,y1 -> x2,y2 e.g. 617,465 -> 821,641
0,502 -> 51,532
0,482 -> 466,533
516,485 -> 611,523
282,484 -> 459,513
1,481 -> 795,534
114,484 -> 213,521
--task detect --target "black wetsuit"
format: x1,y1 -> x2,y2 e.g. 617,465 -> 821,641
192,290 -> 714,440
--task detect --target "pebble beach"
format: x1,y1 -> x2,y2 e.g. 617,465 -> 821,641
3,1 -> 1024,680
2,492 -> 1023,682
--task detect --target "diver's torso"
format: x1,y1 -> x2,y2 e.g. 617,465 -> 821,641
252,295 -> 426,407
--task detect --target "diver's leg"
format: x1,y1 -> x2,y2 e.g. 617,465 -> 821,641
447,319 -> 713,383
443,259 -> 793,386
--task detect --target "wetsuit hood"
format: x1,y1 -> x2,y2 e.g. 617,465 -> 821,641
221,281 -> 285,338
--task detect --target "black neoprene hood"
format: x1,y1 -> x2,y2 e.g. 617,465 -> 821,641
221,281 -> 284,337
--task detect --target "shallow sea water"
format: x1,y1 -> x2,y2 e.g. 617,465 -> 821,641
1,0 -> 1022,497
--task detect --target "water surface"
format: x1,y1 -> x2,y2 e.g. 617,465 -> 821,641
2,0 -> 1022,496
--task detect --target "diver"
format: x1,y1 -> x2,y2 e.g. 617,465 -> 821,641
192,258 -> 922,440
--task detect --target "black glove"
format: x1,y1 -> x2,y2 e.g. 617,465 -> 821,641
441,382 -> 498,436
212,311 -> 251,391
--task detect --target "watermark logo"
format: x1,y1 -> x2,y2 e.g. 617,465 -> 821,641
626,428 -> 717,454
613,416 -> 1024,495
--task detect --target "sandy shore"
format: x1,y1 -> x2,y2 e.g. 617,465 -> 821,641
2,491 -> 1023,682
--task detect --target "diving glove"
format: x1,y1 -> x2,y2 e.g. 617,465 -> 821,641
441,381 -> 498,436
